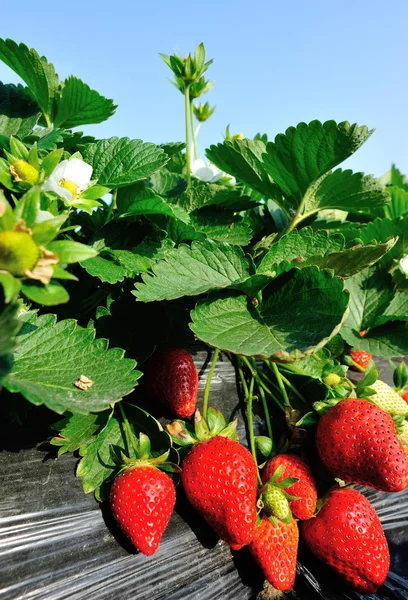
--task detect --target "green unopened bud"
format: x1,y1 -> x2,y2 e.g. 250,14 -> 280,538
262,486 -> 291,521
323,373 -> 342,387
10,160 -> 39,185
0,230 -> 40,276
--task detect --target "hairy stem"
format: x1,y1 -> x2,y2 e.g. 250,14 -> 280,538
246,375 -> 263,486
190,100 -> 198,160
202,348 -> 219,420
105,189 -> 117,224
270,362 -> 291,406
184,85 -> 192,189
117,402 -> 138,455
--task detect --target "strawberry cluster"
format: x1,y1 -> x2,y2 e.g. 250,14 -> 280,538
108,348 -> 408,595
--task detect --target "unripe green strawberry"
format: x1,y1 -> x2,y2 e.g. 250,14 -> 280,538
370,380 -> 408,417
262,486 -> 291,521
0,231 -> 39,276
10,159 -> 39,184
323,373 -> 342,387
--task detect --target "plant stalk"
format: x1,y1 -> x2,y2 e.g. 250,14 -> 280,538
270,362 -> 291,406
117,402 -> 138,455
105,189 -> 117,224
184,84 -> 192,189
190,100 -> 198,160
246,375 -> 263,486
202,348 -> 220,420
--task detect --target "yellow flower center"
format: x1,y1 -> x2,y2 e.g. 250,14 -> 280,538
58,178 -> 78,199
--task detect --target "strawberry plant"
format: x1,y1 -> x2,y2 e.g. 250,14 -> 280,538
1,38 -> 407,596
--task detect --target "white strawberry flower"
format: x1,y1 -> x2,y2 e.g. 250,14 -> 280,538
399,255 -> 408,276
191,159 -> 236,185
43,157 -> 93,202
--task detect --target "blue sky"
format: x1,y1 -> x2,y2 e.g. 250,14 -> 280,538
1,0 -> 407,176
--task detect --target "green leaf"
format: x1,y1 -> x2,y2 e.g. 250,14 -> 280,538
77,404 -> 172,500
179,181 -> 256,213
0,39 -> 60,124
384,186 -> 408,219
354,216 -> 408,269
0,192 -> 16,230
2,312 -> 141,414
41,148 -> 63,177
263,120 -> 373,205
149,168 -> 186,197
81,226 -> 173,284
302,169 -> 389,215
147,215 -> 206,244
51,410 -> 112,455
47,240 -> 98,264
82,137 -> 169,188
374,291 -> 408,327
21,280 -> 70,306
191,267 -> 349,361
36,128 -> 64,150
258,228 -> 345,273
14,187 -> 41,228
0,300 -> 21,357
0,272 -> 21,303
341,322 -> 408,358
190,210 -> 253,246
54,76 -> 116,128
308,239 -> 397,277
343,267 -> 397,332
80,184 -> 111,200
118,185 -> 190,223
206,139 -> 280,201
134,239 -> 252,302
0,83 -> 40,137
31,214 -> 68,245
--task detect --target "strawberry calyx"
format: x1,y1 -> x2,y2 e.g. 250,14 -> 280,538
167,407 -> 238,448
258,464 -> 299,524
117,432 -> 180,476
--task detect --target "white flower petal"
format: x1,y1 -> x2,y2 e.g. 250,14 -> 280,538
195,166 -> 217,182
63,158 -> 93,188
191,159 -> 207,176
36,210 -> 54,224
399,256 -> 408,275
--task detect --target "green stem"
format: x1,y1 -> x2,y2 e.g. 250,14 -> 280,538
280,195 -> 307,237
246,376 -> 263,486
44,113 -> 52,129
258,385 -> 274,450
105,189 -> 117,224
237,357 -> 249,396
117,402 -> 138,455
190,100 -> 198,160
241,356 -> 284,411
270,362 -> 291,406
184,84 -> 192,190
202,348 -> 219,420
279,373 -> 308,405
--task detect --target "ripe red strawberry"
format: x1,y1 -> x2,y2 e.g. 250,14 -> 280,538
262,454 -> 317,520
143,347 -> 198,418
316,398 -> 408,492
301,487 -> 390,593
349,350 -> 372,371
181,435 -> 258,548
401,391 -> 408,404
249,515 -> 299,590
110,465 -> 176,556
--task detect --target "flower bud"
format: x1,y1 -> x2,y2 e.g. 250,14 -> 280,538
0,231 -> 40,276
10,160 -> 39,185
